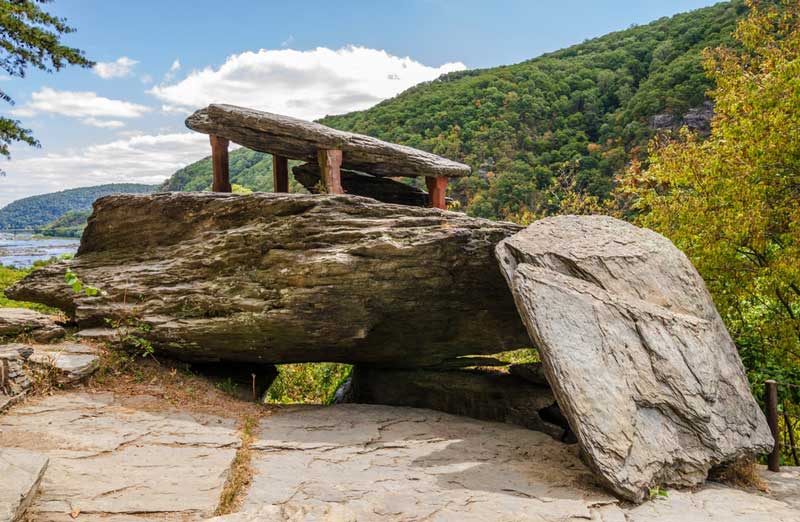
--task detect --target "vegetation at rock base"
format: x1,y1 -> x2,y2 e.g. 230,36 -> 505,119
0,262 -> 55,312
0,0 -> 93,165
266,363 -> 352,405
615,0 -> 800,465
0,183 -> 155,230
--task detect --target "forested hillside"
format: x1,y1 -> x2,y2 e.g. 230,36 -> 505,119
37,209 -> 92,237
0,183 -> 155,230
163,1 -> 745,222
161,148 -> 305,193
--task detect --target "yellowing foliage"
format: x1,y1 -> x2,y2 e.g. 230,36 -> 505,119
619,0 -> 800,383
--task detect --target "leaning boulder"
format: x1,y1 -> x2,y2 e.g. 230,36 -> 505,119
495,215 -> 773,502
7,193 -> 529,367
0,308 -> 64,343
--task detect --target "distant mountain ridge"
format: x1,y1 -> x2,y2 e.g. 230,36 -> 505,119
161,1 -> 745,222
0,183 -> 156,230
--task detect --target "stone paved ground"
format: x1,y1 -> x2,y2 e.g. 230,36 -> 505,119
0,392 -> 240,521
226,404 -> 800,522
1,393 -> 798,522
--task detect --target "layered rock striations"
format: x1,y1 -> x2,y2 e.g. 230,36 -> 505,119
7,192 -> 528,367
495,215 -> 774,502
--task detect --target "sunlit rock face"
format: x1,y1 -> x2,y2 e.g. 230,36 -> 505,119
7,192 -> 529,367
496,215 -> 773,503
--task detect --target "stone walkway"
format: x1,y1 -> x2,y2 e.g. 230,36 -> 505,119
0,393 -> 798,522
0,392 -> 239,521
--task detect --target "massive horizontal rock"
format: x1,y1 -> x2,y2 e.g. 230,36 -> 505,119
7,193 -> 529,367
495,215 -> 774,503
292,162 -> 431,207
186,104 -> 471,178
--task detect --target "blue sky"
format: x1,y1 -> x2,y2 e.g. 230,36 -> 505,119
1,0 -> 721,206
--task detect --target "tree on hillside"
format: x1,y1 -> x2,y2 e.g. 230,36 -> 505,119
0,0 -> 92,164
617,0 -> 800,389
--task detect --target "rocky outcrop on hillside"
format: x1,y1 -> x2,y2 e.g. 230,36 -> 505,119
6,193 -> 529,367
650,100 -> 714,135
496,215 -> 774,502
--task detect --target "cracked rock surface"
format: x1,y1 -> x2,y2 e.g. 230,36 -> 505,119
1,395 -> 797,522
209,405 -> 798,522
0,392 -> 239,521
243,404 -> 619,521
495,216 -> 774,502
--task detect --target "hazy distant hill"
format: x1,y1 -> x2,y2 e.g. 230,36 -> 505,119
162,1 -> 743,221
0,183 -> 156,230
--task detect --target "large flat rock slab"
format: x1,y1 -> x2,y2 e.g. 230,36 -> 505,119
7,193 -> 529,367
0,448 -> 48,522
186,104 -> 471,179
495,216 -> 773,502
0,392 -> 239,521
211,405 -> 796,522
244,404 -> 619,521
0,308 -> 64,343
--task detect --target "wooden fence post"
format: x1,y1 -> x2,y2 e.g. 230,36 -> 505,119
766,380 -> 780,472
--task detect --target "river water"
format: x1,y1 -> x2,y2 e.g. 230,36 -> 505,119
0,233 -> 80,268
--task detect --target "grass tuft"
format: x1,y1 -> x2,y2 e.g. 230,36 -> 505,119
215,415 -> 258,516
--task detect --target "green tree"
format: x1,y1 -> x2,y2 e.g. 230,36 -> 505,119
618,0 -> 800,387
0,0 -> 92,162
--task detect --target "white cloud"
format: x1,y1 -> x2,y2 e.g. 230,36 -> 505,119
140,74 -> 154,84
1,132 -> 210,206
82,118 -> 126,128
148,46 -> 466,120
10,88 -> 151,119
163,59 -> 181,82
93,56 -> 138,79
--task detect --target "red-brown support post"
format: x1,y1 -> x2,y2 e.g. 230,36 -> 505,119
209,134 -> 231,192
273,155 -> 289,193
317,149 -> 344,194
426,176 -> 448,209
766,380 -> 781,472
